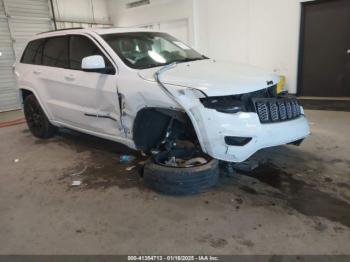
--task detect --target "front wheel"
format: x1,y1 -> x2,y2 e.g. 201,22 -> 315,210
143,148 -> 219,195
24,94 -> 57,139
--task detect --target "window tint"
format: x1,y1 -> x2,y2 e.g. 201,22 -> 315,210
42,36 -> 69,68
21,39 -> 45,65
69,35 -> 113,71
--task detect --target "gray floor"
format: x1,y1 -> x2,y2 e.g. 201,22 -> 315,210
0,110 -> 349,255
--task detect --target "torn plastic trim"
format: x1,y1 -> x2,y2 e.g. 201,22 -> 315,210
154,62 -> 180,104
154,63 -> 209,100
117,91 -> 129,136
154,63 -> 209,154
181,88 -> 209,98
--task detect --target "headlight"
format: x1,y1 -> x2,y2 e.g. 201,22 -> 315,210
200,95 -> 244,113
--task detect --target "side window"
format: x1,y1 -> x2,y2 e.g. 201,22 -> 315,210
33,40 -> 45,65
21,39 -> 45,65
69,35 -> 113,72
42,36 -> 69,68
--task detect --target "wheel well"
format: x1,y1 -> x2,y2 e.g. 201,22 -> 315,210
133,108 -> 198,152
20,89 -> 33,103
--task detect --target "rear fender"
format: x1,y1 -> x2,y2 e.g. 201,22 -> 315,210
19,87 -> 54,120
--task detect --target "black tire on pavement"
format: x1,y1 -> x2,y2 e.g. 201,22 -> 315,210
24,94 -> 58,139
143,150 -> 219,195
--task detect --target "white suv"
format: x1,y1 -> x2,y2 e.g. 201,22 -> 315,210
15,28 -> 310,164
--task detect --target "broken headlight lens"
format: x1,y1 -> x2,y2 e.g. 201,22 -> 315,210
200,95 -> 244,114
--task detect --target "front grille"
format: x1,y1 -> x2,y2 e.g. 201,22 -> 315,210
254,97 -> 302,123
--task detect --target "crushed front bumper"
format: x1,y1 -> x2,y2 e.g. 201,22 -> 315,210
189,106 -> 310,163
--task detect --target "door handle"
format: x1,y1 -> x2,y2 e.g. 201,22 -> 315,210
33,70 -> 42,75
347,49 -> 350,54
65,74 -> 75,81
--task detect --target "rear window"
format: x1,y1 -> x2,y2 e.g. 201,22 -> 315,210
42,36 -> 69,68
20,35 -> 114,74
21,39 -> 45,65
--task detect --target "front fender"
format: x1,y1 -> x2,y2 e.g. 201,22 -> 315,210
160,84 -> 211,154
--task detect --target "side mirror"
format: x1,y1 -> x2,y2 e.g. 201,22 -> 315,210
81,55 -> 106,73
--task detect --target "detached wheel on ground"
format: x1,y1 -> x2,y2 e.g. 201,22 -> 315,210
23,94 -> 58,139
144,148 -> 219,195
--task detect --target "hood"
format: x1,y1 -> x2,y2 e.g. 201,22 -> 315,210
138,59 -> 280,97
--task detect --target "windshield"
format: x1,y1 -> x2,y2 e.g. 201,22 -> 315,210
101,32 -> 207,69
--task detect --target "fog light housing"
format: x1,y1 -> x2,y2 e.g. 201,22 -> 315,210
225,136 -> 252,146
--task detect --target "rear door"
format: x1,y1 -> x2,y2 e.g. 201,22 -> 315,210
39,35 -> 90,127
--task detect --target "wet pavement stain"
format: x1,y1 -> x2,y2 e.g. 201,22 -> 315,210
60,133 -> 131,154
80,153 -> 144,190
50,128 -> 350,227
209,238 -> 228,249
197,234 -> 228,249
61,150 -> 146,191
238,185 -> 258,195
21,129 -> 30,134
40,128 -> 136,154
246,163 -> 350,228
328,158 -> 350,167
337,182 -> 350,190
54,129 -> 147,191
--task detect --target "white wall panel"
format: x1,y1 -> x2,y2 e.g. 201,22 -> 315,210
9,18 -> 52,58
4,0 -> 51,18
108,0 -> 315,94
52,0 -> 110,24
0,17 -> 18,111
159,19 -> 189,44
0,0 -> 53,111
107,0 -> 195,45
193,0 -> 307,94
0,0 -> 5,17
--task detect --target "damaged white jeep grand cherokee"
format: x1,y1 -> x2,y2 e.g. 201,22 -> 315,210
15,28 -> 310,181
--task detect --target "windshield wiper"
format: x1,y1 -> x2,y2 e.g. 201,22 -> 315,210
174,57 -> 205,64
141,63 -> 165,69
140,57 -> 207,69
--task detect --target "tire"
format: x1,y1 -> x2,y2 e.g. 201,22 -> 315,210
24,94 -> 57,139
144,150 -> 219,195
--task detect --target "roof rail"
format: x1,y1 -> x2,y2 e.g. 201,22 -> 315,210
37,27 -> 84,35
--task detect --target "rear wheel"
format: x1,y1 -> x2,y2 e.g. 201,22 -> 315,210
144,148 -> 219,195
24,94 -> 57,139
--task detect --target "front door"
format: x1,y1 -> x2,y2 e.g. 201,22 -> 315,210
40,34 -> 121,137
299,0 -> 350,97
66,35 -> 121,136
